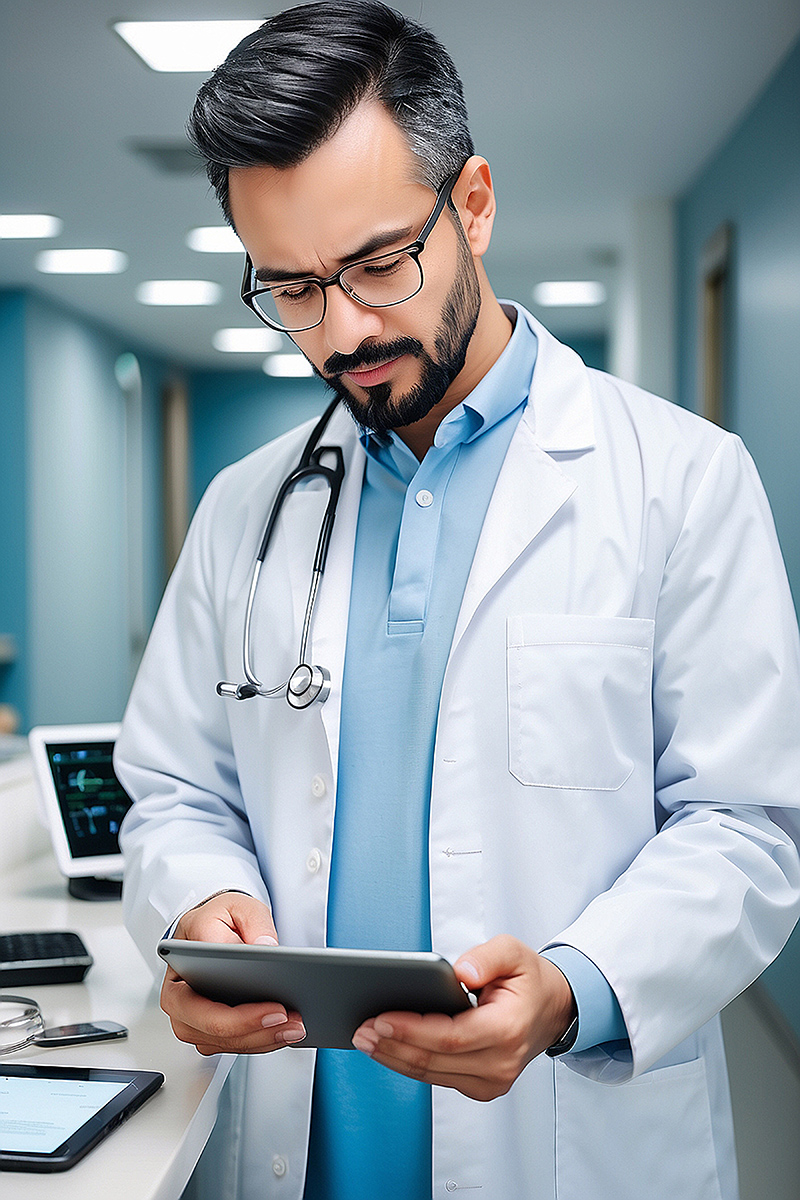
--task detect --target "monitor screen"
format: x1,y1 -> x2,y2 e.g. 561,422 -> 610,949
44,741 -> 131,860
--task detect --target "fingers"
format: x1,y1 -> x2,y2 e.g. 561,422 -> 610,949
160,971 -> 306,1055
175,893 -> 279,947
350,936 -> 576,1100
162,896 -> 297,1055
454,934 -> 528,991
352,1013 -> 523,1101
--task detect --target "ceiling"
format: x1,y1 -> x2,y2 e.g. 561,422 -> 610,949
1,0 -> 799,369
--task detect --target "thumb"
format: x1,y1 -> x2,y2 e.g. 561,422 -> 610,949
227,895 -> 279,946
454,934 -> 526,990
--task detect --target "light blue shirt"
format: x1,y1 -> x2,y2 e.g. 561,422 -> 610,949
303,306 -> 625,1200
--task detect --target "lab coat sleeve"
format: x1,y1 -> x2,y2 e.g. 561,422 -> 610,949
115,469 -> 271,978
545,432 -> 800,1080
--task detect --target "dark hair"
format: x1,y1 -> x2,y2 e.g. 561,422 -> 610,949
188,0 -> 474,224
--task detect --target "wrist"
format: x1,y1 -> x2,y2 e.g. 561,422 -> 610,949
542,960 -> 578,1058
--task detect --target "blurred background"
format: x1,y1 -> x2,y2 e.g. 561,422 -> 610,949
1,4 -> 799,1189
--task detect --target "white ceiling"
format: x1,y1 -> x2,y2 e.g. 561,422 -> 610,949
1,0 -> 799,369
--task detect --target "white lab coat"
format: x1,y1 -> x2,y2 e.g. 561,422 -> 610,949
117,311 -> 800,1200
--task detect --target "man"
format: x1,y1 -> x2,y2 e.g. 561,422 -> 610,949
115,3 -> 800,1198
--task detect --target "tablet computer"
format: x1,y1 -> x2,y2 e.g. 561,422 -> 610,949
158,940 -> 474,1049
28,723 -> 131,898
0,1063 -> 164,1172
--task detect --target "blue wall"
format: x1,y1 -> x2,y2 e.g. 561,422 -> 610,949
0,292 -> 28,719
189,369 -> 329,508
677,36 -> 800,605
0,289 -> 168,729
677,36 -> 800,1035
565,334 -> 607,373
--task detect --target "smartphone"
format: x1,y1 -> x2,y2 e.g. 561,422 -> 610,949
33,1021 -> 128,1047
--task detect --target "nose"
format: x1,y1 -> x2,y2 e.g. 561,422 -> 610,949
321,283 -> 385,356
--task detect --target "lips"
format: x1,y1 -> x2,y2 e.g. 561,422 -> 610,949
343,355 -> 403,388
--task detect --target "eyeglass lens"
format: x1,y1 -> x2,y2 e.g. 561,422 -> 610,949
252,251 -> 423,333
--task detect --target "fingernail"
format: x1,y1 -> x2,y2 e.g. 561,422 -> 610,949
277,1025 -> 307,1044
352,1029 -> 379,1055
254,935 -> 279,946
261,1012 -> 288,1029
372,1018 -> 393,1039
458,958 -> 479,986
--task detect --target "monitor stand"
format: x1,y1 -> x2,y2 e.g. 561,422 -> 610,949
68,876 -> 123,901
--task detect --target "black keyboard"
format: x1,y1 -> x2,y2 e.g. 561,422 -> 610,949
0,931 -> 93,986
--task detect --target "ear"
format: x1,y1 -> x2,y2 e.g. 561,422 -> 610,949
452,156 -> 497,258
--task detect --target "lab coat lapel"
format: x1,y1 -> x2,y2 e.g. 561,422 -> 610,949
451,317 -> 595,649
306,409 -> 364,790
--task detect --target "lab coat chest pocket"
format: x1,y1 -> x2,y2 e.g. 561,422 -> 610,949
507,614 -> 654,790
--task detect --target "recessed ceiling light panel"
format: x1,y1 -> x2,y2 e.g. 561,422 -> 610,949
136,280 -> 222,306
113,20 -> 263,73
0,214 -> 63,239
532,281 -> 607,307
36,248 -> 128,274
263,354 -> 314,378
187,226 -> 243,254
214,327 -> 283,353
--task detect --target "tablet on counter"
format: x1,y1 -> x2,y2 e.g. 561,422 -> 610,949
158,939 -> 475,1049
0,1063 -> 164,1172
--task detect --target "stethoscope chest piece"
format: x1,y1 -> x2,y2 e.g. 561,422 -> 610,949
287,663 -> 330,709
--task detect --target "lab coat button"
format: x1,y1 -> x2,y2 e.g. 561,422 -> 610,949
415,489 -> 434,507
272,1155 -> 287,1177
311,774 -> 327,798
445,1182 -> 458,1193
306,848 -> 322,873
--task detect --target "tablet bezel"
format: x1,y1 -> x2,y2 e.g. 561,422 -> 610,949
158,939 -> 474,1049
0,1062 -> 164,1173
27,723 -> 126,880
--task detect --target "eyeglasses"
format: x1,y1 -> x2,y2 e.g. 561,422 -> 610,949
0,994 -> 44,1054
241,171 -> 461,334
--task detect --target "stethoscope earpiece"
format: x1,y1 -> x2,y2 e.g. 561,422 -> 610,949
216,681 -> 259,700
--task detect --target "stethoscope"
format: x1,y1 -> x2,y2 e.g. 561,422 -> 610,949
216,397 -> 345,709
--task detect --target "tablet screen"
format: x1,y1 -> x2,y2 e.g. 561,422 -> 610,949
0,1074 -> 128,1153
0,1065 -> 164,1172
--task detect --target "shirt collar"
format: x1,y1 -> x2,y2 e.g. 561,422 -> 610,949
358,302 -> 537,465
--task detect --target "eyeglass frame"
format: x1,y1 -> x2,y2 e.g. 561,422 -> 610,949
240,169 -> 463,333
0,994 -> 45,1054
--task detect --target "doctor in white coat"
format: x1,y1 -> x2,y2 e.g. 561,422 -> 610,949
117,4 -> 800,1199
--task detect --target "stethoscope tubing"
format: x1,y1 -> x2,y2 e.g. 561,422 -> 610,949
217,397 -> 344,707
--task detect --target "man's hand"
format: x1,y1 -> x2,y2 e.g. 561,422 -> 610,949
161,892 -> 306,1056
351,935 -> 576,1101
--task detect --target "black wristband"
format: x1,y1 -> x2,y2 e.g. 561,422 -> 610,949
545,1013 -> 579,1058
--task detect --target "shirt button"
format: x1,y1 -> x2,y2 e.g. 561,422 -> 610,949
415,489 -> 434,507
311,774 -> 327,798
306,848 -> 322,874
272,1155 -> 287,1177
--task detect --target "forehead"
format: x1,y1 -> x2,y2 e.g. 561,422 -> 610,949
229,100 -> 432,274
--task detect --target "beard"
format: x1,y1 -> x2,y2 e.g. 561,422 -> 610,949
315,223 -> 482,438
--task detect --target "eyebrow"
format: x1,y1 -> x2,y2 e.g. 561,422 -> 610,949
255,223 -> 416,284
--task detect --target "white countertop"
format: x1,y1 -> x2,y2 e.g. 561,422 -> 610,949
0,855 -> 231,1197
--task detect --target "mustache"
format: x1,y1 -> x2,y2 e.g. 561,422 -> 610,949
323,337 -> 423,377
